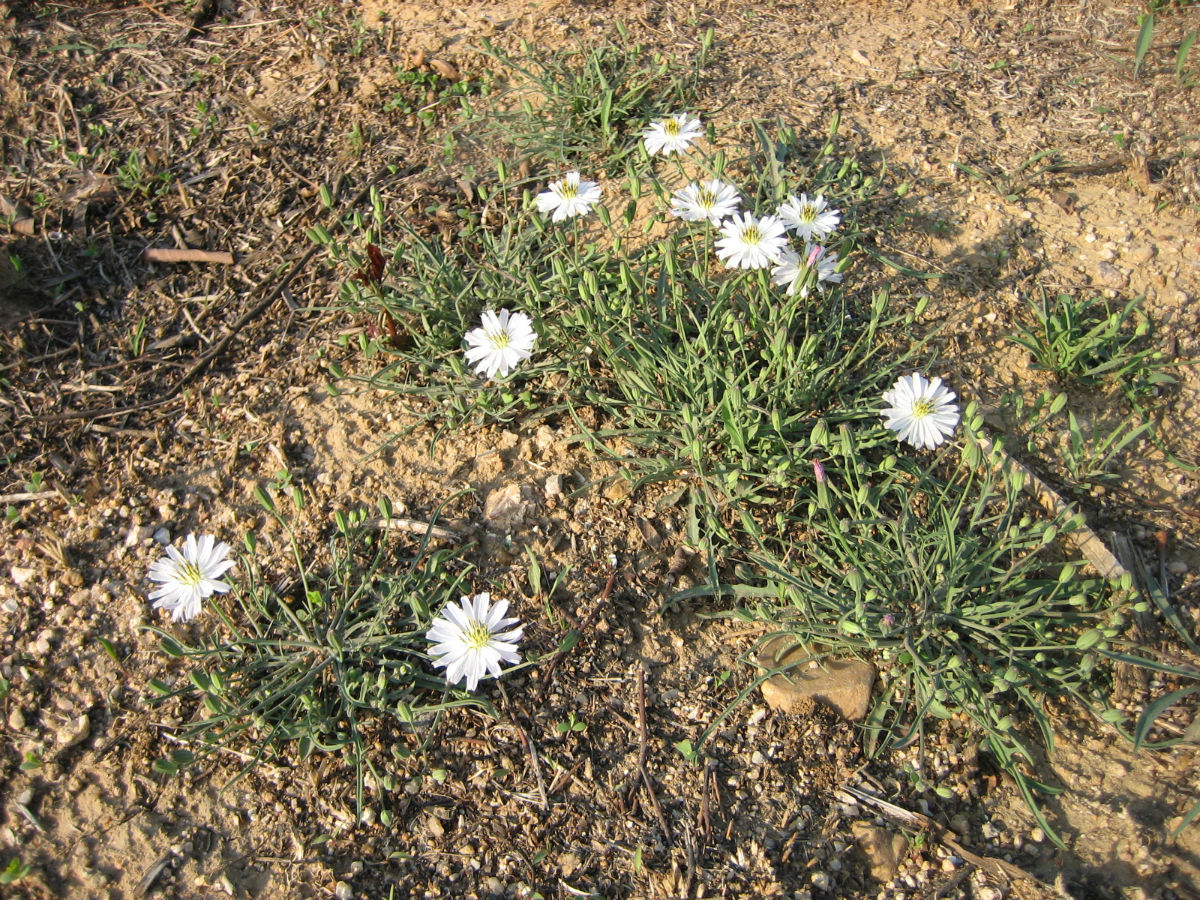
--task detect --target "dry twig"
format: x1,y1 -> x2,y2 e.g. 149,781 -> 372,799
0,490 -> 62,504
636,669 -> 672,842
498,683 -> 549,811
144,247 -> 234,265
536,566 -> 617,701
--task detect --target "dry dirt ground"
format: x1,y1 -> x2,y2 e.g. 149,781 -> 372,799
2,0 -> 1200,898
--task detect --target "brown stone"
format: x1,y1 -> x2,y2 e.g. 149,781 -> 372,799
852,822 -> 908,883
758,636 -> 876,721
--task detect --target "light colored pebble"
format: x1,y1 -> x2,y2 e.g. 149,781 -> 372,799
10,567 -> 36,586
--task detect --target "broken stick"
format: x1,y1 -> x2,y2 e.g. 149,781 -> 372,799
144,248 -> 234,265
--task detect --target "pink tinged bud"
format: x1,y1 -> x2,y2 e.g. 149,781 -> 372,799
812,458 -> 826,483
806,245 -> 824,268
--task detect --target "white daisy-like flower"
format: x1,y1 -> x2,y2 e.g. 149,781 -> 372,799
426,592 -> 524,692
714,212 -> 789,270
148,533 -> 235,623
464,308 -> 537,380
642,113 -> 704,156
770,243 -> 843,298
779,193 -> 841,242
535,172 -> 602,222
881,373 -> 961,451
669,179 -> 742,226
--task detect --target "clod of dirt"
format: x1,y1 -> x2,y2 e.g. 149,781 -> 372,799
54,713 -> 90,752
483,482 -> 530,529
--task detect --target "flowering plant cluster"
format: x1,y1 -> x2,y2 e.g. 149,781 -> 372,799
148,535 -> 526,694
460,111 -> 959,452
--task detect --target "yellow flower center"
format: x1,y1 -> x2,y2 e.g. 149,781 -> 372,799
664,119 -> 681,136
464,621 -> 492,650
742,225 -> 762,245
176,561 -> 202,585
490,329 -> 511,349
698,188 -> 716,207
800,204 -> 817,223
911,399 -> 934,418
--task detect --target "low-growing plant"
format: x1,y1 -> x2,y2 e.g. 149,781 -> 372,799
952,147 -> 1061,201
318,116 -> 909,569
147,493 -> 478,811
1008,289 -> 1175,399
386,67 -> 487,125
114,150 -> 173,199
720,416 -> 1138,846
1059,408 -> 1154,486
477,26 -> 715,168
305,34 -> 1185,843
0,857 -> 31,886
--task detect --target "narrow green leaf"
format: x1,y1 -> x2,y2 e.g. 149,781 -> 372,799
1178,31 -> 1197,79
1172,799 -> 1200,838
1135,14 -> 1155,77
1134,683 -> 1200,750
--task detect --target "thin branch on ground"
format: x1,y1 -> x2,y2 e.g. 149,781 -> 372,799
536,565 -> 617,702
637,668 -> 672,843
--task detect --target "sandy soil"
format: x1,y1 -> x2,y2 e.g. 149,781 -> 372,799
2,0 -> 1200,897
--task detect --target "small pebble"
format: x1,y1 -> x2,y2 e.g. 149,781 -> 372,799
334,881 -> 353,900
56,713 -> 91,750
1167,561 -> 1188,576
981,821 -> 999,840
10,567 -> 36,586
811,871 -> 830,891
